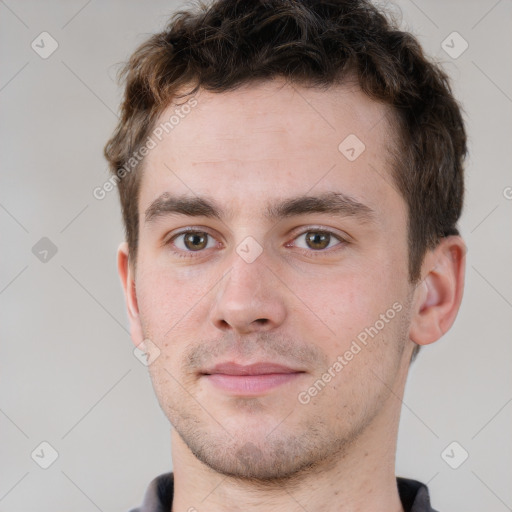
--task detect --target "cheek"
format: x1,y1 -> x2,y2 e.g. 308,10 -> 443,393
292,267 -> 398,351
136,261 -> 215,328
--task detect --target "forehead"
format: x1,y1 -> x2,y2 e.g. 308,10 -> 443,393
139,79 -> 404,225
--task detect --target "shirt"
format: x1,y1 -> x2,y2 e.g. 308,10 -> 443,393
128,472 -> 439,512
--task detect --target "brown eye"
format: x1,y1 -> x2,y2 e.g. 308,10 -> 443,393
304,231 -> 332,250
183,232 -> 209,251
290,229 -> 345,254
167,229 -> 218,258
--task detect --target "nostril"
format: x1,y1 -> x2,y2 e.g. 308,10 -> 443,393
255,318 -> 268,325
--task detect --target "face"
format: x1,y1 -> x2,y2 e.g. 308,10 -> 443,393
125,79 -> 417,481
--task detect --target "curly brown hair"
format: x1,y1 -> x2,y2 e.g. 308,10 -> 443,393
104,0 -> 467,362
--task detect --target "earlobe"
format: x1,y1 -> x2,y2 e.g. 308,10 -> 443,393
409,236 -> 466,346
117,242 -> 144,347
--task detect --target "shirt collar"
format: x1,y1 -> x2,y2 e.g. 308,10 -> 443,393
132,472 -> 439,512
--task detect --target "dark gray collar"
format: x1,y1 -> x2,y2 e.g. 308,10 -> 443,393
129,472 -> 439,512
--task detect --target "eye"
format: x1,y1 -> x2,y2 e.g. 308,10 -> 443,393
166,227 -> 347,258
170,230 -> 217,253
291,229 -> 345,252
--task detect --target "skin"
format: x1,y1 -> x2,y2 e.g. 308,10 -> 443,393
118,78 -> 466,512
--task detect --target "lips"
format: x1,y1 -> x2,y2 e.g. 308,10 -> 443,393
204,362 -> 300,376
202,362 -> 305,395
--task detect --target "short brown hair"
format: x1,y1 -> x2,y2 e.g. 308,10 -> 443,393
104,0 -> 467,362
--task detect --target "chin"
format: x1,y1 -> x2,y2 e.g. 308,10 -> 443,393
175,419 -> 348,484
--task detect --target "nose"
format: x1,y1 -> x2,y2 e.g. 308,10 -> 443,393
209,249 -> 287,335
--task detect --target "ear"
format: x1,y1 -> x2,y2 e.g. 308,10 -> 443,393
409,236 -> 466,346
117,242 -> 145,349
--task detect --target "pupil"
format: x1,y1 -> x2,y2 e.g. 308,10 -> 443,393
307,232 -> 329,249
186,232 -> 206,250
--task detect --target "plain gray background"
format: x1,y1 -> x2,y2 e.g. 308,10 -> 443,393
1,0 -> 511,510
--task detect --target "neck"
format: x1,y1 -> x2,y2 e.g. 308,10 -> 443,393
170,386 -> 406,512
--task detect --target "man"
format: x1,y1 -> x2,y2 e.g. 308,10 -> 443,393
104,0 -> 466,510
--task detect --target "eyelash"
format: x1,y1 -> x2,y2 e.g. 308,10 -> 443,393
165,227 -> 348,259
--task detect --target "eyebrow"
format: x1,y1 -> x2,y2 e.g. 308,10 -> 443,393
144,191 -> 376,225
